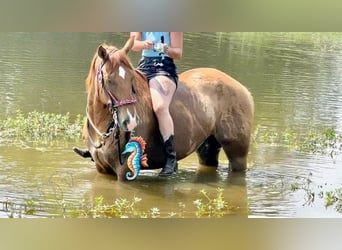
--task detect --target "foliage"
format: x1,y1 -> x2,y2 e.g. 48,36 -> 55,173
1,188 -> 234,218
1,111 -> 341,158
290,172 -> 316,206
322,188 -> 342,213
289,173 -> 342,213
253,125 -> 342,159
70,187 -> 232,218
0,110 -> 84,145
193,188 -> 230,218
2,111 -> 341,157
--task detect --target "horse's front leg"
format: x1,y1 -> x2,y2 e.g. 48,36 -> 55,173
73,147 -> 93,160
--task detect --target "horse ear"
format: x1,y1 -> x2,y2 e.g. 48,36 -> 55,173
122,36 -> 134,54
98,45 -> 108,60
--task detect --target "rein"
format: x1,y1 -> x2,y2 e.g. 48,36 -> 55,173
87,49 -> 137,165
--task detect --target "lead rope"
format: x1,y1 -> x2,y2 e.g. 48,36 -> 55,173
115,127 -> 124,165
111,106 -> 124,166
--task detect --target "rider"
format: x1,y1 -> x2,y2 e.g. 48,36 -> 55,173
130,32 -> 183,177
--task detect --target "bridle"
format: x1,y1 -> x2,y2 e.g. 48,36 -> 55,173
86,48 -> 137,165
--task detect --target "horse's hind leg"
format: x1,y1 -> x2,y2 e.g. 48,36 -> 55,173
196,135 -> 222,167
220,138 -> 249,172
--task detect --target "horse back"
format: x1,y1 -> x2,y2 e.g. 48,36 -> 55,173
178,67 -> 254,117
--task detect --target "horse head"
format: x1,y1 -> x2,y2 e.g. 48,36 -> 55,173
84,36 -> 144,180
96,37 -> 139,131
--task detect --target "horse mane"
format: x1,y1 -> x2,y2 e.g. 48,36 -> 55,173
85,43 -> 135,93
85,50 -> 98,92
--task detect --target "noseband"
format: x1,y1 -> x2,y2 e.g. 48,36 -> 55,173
86,49 -> 137,165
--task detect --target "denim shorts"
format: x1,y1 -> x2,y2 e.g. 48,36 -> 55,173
137,56 -> 178,86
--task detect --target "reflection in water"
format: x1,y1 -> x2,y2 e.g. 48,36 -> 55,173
1,33 -> 342,217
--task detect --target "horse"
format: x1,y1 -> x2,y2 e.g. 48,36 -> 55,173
74,36 -> 254,181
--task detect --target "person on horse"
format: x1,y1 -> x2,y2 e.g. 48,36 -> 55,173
130,32 -> 183,177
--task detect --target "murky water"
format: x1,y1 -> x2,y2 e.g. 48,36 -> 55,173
1,32 -> 342,217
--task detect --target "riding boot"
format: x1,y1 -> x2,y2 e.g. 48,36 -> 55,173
73,147 -> 94,161
159,135 -> 178,177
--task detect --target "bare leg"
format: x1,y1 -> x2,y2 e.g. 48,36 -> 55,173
149,76 -> 176,141
149,76 -> 178,176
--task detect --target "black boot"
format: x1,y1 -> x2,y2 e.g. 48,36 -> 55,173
159,135 -> 178,177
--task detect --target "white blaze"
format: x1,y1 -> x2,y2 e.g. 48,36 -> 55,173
126,108 -> 138,131
119,66 -> 126,79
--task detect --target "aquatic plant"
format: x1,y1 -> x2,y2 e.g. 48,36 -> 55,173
1,110 -> 341,158
252,125 -> 342,158
0,188 -> 234,218
0,110 -> 84,146
71,187 -> 232,218
289,172 -> 342,213
322,188 -> 342,213
193,188 -> 230,218
290,172 -> 316,206
0,198 -> 37,218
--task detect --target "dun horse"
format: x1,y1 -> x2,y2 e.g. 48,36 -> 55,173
73,37 -> 254,181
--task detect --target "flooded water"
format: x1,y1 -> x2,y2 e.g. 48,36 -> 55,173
1,32 -> 342,217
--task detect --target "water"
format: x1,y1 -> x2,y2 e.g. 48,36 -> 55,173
0,32 -> 342,217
